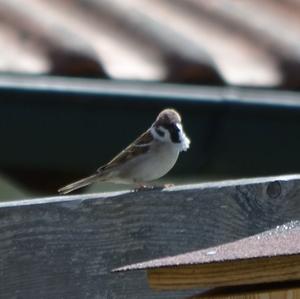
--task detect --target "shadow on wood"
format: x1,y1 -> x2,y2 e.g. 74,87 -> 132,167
187,281 -> 300,299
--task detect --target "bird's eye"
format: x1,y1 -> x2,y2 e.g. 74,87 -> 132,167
155,127 -> 165,137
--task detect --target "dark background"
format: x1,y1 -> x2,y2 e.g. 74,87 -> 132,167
1,0 -> 300,199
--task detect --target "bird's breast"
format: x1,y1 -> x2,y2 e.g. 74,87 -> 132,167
118,142 -> 180,183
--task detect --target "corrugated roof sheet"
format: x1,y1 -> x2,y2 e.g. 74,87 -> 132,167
1,0 -> 300,88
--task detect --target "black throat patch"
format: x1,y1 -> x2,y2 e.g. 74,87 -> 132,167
162,123 -> 181,143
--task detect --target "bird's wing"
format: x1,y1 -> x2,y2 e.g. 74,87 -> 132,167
97,130 -> 154,173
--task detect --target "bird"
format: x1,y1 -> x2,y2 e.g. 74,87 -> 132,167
58,108 -> 190,194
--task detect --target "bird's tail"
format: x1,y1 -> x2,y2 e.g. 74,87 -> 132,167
58,173 -> 100,195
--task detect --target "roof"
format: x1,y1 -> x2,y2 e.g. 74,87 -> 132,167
1,0 -> 300,88
114,221 -> 300,272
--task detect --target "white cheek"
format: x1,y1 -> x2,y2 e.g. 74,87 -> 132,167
150,126 -> 171,142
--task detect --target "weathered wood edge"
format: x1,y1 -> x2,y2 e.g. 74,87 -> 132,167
1,174 -> 300,299
1,174 -> 299,208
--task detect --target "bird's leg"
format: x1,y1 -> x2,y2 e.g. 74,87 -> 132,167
133,181 -> 170,192
133,183 -> 153,192
162,183 -> 175,188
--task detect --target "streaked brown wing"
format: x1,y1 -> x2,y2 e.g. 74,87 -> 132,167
97,130 -> 153,172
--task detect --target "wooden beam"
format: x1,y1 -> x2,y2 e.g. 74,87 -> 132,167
147,254 -> 300,290
1,174 -> 300,298
187,281 -> 300,299
193,289 -> 300,299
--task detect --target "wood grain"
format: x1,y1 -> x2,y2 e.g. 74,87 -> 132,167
187,281 -> 300,299
148,255 -> 300,290
0,174 -> 300,298
189,288 -> 300,299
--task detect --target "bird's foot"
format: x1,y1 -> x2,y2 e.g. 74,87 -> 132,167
133,183 -> 174,192
162,183 -> 175,188
133,184 -> 158,192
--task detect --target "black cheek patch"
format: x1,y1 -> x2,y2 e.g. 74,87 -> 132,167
155,128 -> 165,137
163,124 -> 180,143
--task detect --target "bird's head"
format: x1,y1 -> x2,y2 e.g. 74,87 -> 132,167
151,109 -> 190,151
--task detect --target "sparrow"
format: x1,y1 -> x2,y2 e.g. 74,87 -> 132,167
58,108 -> 190,194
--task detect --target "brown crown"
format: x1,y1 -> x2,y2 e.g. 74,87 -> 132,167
155,109 -> 182,127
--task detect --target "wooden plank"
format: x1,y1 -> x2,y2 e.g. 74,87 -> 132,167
187,281 -> 300,299
147,255 -> 300,290
0,174 -> 300,298
194,289 -> 300,299
197,289 -> 300,299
